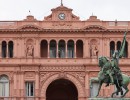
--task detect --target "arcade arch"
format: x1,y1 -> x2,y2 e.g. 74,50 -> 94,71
40,73 -> 85,99
46,79 -> 78,100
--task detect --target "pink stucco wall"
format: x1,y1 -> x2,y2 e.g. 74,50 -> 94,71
0,4 -> 130,100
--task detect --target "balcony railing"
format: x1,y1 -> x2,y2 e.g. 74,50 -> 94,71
0,97 -> 38,100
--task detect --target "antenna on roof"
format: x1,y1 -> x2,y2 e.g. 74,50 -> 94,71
61,0 -> 63,6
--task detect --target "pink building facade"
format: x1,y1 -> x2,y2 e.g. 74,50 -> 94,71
0,4 -> 130,100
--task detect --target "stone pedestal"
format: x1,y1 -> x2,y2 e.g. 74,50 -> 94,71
89,98 -> 130,100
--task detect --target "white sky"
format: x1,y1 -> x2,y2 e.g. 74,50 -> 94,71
0,0 -> 130,21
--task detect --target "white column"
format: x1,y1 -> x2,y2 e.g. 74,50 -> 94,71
48,43 -> 50,58
6,43 -> 8,58
65,43 -> 67,58
74,42 -> 76,58
56,42 -> 59,58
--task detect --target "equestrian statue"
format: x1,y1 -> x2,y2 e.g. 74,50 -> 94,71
90,31 -> 130,98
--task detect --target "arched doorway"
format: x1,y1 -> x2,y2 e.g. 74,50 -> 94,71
46,79 -> 78,100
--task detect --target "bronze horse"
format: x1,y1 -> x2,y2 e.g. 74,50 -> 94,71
90,56 -> 130,98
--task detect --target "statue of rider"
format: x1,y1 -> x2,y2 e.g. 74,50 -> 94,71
110,50 -> 122,85
104,31 -> 127,87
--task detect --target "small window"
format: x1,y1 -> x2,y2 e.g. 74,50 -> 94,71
90,82 -> 99,97
0,75 -> 9,97
25,82 -> 34,97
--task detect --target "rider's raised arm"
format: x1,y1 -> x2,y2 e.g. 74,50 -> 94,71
119,31 -> 127,58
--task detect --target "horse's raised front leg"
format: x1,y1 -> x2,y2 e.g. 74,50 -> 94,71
95,81 -> 102,97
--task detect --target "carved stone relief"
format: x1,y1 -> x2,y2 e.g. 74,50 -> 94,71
25,72 -> 35,79
40,66 -> 85,71
68,72 -> 85,86
21,66 -> 38,71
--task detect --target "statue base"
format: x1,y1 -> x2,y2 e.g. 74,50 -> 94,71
89,98 -> 130,100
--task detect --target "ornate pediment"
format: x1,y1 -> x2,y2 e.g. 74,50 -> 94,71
44,5 -> 79,21
83,25 -> 107,31
51,5 -> 72,11
18,24 -> 42,30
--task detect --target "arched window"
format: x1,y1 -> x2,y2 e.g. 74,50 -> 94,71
117,41 -> 121,56
123,41 -> 128,58
50,40 -> 56,58
110,41 -> 115,57
2,41 -> 7,58
8,41 -> 13,58
117,41 -> 121,52
0,75 -> 9,96
76,40 -> 83,58
58,40 -> 65,58
40,40 -> 48,58
67,40 -> 74,58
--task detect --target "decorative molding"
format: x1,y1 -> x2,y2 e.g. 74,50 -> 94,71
40,72 -> 57,83
83,25 -> 106,31
68,72 -> 85,85
52,22 -> 72,27
21,66 -> 38,71
58,71 -> 67,78
18,24 -> 42,30
40,66 -> 85,71
25,72 -> 35,79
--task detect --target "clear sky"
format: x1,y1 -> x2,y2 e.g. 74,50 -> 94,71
0,0 -> 130,21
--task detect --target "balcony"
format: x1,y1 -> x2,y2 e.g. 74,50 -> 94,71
0,97 -> 38,100
0,57 -> 129,65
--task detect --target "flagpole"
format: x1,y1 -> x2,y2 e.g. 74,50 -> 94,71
61,0 -> 63,6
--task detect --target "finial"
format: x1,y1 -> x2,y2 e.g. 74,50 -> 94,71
61,0 -> 63,6
29,10 -> 31,15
